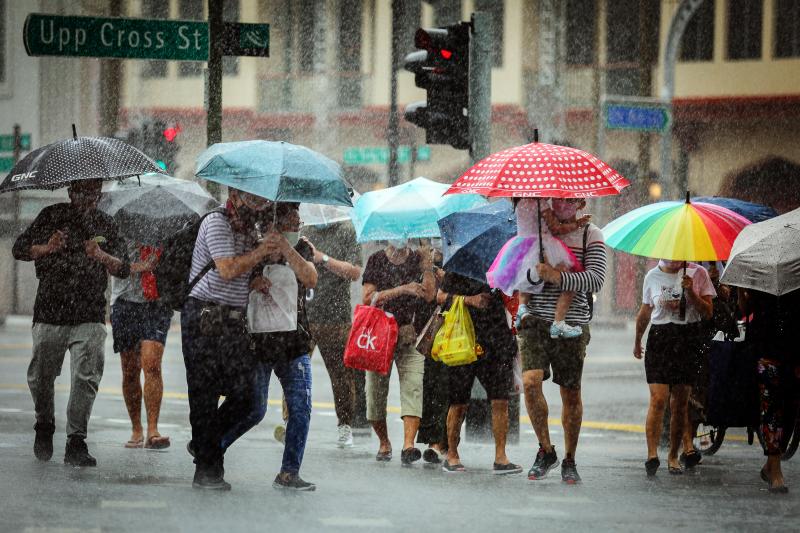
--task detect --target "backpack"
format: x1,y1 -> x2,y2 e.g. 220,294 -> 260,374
155,208 -> 226,311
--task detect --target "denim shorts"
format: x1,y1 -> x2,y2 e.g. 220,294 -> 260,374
110,299 -> 173,353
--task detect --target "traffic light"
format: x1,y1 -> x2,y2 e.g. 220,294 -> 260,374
126,120 -> 181,174
403,22 -> 470,150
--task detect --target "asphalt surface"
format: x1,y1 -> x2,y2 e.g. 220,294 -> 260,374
0,317 -> 797,532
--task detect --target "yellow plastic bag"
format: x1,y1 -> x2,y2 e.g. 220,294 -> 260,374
431,296 -> 481,367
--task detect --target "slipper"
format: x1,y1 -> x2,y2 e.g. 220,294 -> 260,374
144,435 -> 171,450
124,438 -> 144,449
760,468 -> 769,483
423,448 -> 443,464
376,450 -> 392,462
668,466 -> 683,475
768,484 -> 789,494
681,450 -> 702,469
442,460 -> 466,473
645,457 -> 660,477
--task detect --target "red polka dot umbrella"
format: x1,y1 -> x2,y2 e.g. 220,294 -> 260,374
445,140 -> 630,198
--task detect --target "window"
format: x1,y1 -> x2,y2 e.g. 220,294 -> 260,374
297,0 -> 316,73
178,0 -> 204,77
565,0 -> 597,65
397,1 -> 422,57
337,0 -> 362,107
475,0 -> 504,67
728,0 -> 763,60
680,0 -> 714,60
606,0 -> 659,95
434,0 -> 461,27
223,0 -> 240,76
776,0 -> 800,57
141,0 -> 168,78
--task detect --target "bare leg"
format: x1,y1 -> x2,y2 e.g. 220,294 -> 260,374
140,340 -> 165,440
446,404 -> 467,465
765,454 -> 786,489
402,416 -> 420,450
554,291 -> 576,324
682,404 -> 695,454
646,384 -> 669,460
372,419 -> 391,454
560,386 -> 583,458
523,370 -> 552,452
120,347 -> 143,442
491,399 -> 510,464
669,385 -> 690,469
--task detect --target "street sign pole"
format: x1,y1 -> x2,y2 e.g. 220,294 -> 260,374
387,0 -> 402,187
469,12 -> 491,164
11,125 -> 22,314
206,0 -> 223,199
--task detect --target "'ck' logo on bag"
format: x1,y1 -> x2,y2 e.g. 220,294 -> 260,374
357,329 -> 378,351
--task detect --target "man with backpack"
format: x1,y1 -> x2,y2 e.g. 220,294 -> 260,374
178,188 -> 274,490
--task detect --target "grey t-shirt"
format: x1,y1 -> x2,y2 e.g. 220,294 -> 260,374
111,241 -> 147,305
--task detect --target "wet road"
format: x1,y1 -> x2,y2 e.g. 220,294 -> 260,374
0,317 -> 797,532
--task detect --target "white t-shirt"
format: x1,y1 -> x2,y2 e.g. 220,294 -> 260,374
642,263 -> 717,325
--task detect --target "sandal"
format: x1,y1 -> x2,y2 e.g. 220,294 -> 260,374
668,465 -> 683,475
442,460 -> 466,473
124,438 -> 144,449
681,450 -> 702,469
760,468 -> 769,483
375,450 -> 392,462
768,484 -> 789,494
144,435 -> 171,450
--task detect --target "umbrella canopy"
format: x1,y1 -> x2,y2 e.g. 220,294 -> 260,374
195,140 -> 352,206
445,137 -> 630,198
300,191 -> 360,226
603,193 -> 752,261
97,174 -> 217,245
438,199 -> 516,283
693,196 -> 778,223
352,177 -> 487,243
0,129 -> 162,194
720,207 -> 800,296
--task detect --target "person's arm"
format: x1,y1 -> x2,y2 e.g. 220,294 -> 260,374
101,223 -> 131,278
13,208 -> 63,261
130,254 -> 159,274
280,236 -> 317,288
418,250 -> 436,303
84,239 -> 128,277
683,275 -> 713,320
303,238 -> 361,281
538,240 -> 607,293
634,304 -> 653,359
542,208 -> 591,236
215,244 -> 273,280
363,282 -> 419,306
436,288 -> 490,309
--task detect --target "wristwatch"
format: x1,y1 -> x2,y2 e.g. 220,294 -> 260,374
321,254 -> 329,264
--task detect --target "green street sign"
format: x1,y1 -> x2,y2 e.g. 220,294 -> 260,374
344,146 -> 431,166
0,157 -> 15,173
24,13 -> 209,60
0,134 -> 31,152
223,22 -> 270,57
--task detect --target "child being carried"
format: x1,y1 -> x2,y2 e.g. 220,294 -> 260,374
487,198 -> 590,339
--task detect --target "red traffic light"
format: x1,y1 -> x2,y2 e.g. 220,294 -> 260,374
440,49 -> 453,59
162,125 -> 181,142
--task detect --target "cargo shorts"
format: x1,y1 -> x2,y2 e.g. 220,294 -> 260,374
518,317 -> 591,390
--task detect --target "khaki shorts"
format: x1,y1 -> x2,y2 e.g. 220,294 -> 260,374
518,317 -> 591,390
366,339 -> 424,421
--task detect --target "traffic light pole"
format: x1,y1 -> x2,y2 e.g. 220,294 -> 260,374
387,0 -> 402,187
205,0 -> 223,198
469,12 -> 491,163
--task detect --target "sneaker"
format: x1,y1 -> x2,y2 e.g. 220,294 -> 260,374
274,425 -> 286,444
423,448 -> 443,464
401,447 -> 422,465
337,424 -> 354,448
64,437 -> 97,467
192,468 -> 231,491
515,304 -> 531,330
33,421 -> 55,461
550,321 -> 582,339
528,444 -> 559,480
273,473 -> 316,491
561,457 -> 581,484
493,462 -> 523,475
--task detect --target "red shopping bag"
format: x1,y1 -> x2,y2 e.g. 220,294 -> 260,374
344,304 -> 398,375
140,246 -> 162,301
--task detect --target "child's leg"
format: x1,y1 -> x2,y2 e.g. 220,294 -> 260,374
519,292 -> 531,305
554,291 -> 575,323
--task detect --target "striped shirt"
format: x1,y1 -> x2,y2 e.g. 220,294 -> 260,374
529,224 -> 607,325
188,211 -> 251,308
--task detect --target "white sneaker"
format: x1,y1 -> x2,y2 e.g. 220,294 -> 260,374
337,424 -> 354,448
550,321 -> 582,339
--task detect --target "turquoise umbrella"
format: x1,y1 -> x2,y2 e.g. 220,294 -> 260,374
195,140 -> 352,206
352,177 -> 487,243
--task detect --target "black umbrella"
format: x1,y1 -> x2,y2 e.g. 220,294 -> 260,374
0,125 -> 162,193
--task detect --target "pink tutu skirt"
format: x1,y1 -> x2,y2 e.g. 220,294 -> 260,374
487,235 -> 582,296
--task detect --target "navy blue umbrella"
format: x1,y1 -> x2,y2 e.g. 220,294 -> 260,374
693,196 -> 778,223
437,199 -> 516,284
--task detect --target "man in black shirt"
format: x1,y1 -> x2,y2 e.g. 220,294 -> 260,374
12,179 -> 129,467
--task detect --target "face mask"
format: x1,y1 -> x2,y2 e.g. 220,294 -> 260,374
283,231 -> 300,247
387,239 -> 407,250
658,259 -> 683,271
552,201 -> 579,220
430,237 -> 443,251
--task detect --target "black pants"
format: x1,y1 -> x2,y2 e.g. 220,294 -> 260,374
417,355 -> 449,446
181,298 -> 256,474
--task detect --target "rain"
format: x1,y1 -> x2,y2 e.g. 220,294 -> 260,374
1,1 -> 799,532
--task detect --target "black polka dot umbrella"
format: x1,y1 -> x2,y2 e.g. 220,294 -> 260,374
0,125 -> 163,194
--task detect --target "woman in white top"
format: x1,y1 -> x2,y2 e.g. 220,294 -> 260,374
634,260 -> 716,476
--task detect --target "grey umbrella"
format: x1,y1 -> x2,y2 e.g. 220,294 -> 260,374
720,207 -> 800,296
0,125 -> 162,193
97,173 -> 217,246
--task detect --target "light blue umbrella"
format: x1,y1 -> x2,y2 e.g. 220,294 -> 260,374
352,177 -> 487,243
195,140 -> 352,206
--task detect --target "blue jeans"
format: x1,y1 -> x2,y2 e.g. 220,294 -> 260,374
222,354 -> 312,475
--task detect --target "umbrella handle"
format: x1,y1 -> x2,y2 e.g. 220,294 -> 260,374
679,261 -> 687,321
527,268 -> 544,287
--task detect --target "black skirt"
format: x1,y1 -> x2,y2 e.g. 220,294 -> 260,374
645,322 -> 703,385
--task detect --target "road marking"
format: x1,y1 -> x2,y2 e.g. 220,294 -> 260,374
100,500 -> 167,509
0,407 -> 23,413
103,418 -> 131,424
499,508 -> 570,518
24,528 -> 101,533
319,517 -> 393,528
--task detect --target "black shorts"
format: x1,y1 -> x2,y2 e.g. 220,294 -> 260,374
448,356 -> 513,405
645,322 -> 703,385
111,299 -> 173,353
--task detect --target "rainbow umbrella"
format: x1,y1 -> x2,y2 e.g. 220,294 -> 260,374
603,192 -> 751,261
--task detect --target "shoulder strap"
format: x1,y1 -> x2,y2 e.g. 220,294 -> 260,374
185,208 -> 228,291
582,224 -> 590,268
